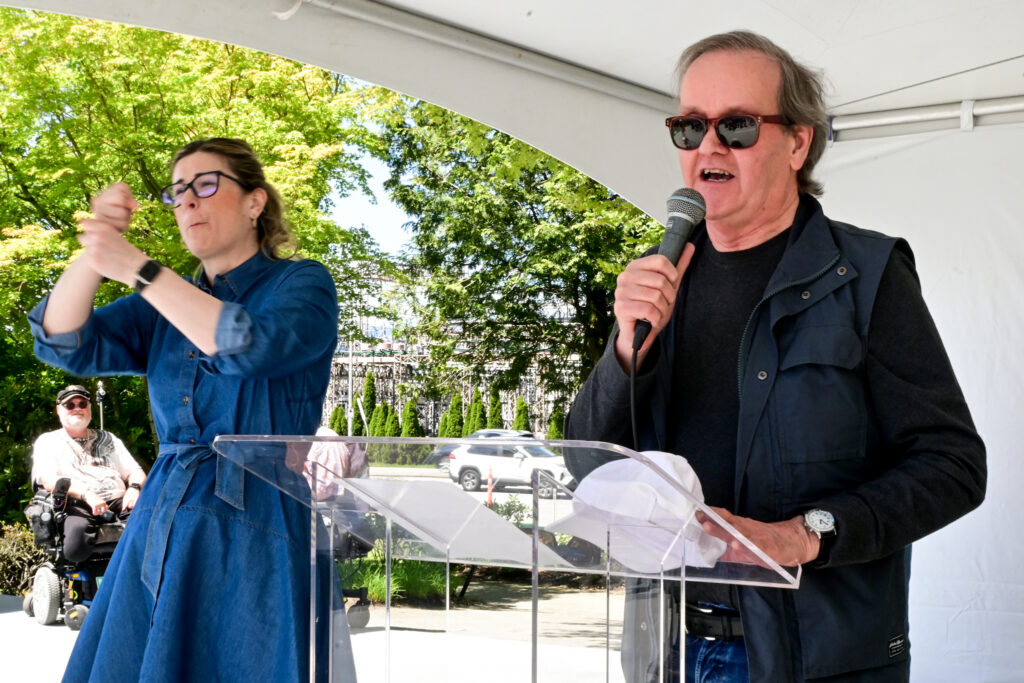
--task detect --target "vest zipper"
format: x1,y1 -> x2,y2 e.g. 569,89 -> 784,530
736,253 -> 841,399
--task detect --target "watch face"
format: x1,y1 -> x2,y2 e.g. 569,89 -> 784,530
805,509 -> 835,532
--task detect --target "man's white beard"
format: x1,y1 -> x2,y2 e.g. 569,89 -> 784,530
64,414 -> 90,431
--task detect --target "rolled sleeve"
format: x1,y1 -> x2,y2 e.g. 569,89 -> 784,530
214,302 -> 254,355
28,293 -> 152,377
202,260 -> 338,379
29,295 -> 88,354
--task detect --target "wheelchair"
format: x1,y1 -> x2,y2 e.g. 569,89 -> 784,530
22,477 -> 125,630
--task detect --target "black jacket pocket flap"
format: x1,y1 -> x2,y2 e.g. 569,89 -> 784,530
779,325 -> 862,371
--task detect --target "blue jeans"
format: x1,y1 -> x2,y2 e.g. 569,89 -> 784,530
685,635 -> 749,683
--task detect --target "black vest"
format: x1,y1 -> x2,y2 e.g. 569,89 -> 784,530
643,198 -> 909,680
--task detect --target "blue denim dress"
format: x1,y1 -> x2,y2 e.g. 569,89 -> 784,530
29,251 -> 339,682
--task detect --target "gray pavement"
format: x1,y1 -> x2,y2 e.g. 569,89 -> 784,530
1,583 -> 626,682
0,593 -> 77,681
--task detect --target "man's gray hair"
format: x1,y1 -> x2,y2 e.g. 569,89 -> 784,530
675,30 -> 828,197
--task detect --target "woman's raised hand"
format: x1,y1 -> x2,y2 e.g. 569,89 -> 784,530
90,182 -> 138,233
78,183 -> 148,285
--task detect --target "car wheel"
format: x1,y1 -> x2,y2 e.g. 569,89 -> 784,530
64,604 -> 88,631
347,603 -> 370,629
32,566 -> 61,626
460,469 -> 481,491
537,478 -> 556,499
22,593 -> 34,618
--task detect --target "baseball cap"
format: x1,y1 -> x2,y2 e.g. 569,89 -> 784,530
547,450 -> 726,573
56,385 -> 91,404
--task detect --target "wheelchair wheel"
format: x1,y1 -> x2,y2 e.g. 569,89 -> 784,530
22,593 -> 34,618
347,603 -> 370,629
65,604 -> 89,631
32,566 -> 61,625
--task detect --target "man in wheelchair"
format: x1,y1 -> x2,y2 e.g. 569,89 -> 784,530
23,385 -> 146,628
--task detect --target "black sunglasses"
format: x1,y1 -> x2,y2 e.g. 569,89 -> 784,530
160,170 -> 248,208
61,398 -> 90,410
665,114 -> 791,150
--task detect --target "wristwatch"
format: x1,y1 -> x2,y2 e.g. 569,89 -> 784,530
129,483 -> 142,491
804,508 -> 837,566
133,259 -> 164,293
803,509 -> 836,539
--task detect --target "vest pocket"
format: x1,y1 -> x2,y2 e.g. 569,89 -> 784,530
775,325 -> 866,463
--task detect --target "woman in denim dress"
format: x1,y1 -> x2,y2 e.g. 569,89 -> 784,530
29,138 -> 339,682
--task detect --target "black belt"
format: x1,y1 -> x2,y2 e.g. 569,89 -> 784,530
685,604 -> 744,640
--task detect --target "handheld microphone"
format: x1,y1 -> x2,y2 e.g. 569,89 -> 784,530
632,188 -> 706,350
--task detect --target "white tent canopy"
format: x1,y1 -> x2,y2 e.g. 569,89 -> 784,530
6,1 -> 1023,679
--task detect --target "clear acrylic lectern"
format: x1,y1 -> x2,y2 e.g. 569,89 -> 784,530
213,436 -> 799,683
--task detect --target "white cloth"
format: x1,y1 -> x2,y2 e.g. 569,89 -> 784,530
32,428 -> 141,502
548,450 -> 726,573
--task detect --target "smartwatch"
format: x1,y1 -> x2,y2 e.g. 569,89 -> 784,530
133,259 -> 164,293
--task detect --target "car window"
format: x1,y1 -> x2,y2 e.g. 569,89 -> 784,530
522,446 -> 556,458
466,445 -> 501,456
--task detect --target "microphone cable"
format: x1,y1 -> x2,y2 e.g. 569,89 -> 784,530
629,323 -> 650,450
624,188 -> 705,452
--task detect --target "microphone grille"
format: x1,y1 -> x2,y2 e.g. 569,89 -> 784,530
667,187 -> 706,224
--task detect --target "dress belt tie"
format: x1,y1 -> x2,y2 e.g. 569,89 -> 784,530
140,443 -> 245,601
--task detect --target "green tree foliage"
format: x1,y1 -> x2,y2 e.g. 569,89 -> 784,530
513,396 -> 532,433
486,386 -> 503,429
328,405 -> 346,434
0,523 -> 48,594
351,393 -> 365,437
362,373 -> 378,425
368,404 -> 386,437
376,98 -> 660,397
384,406 -> 401,438
400,399 -> 424,437
0,10 -> 390,520
546,405 -> 565,440
437,412 -> 449,439
0,10 -> 385,306
463,387 -> 485,436
446,393 -> 464,439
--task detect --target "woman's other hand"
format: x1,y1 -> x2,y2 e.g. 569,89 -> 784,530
90,183 -> 138,234
77,218 -> 148,286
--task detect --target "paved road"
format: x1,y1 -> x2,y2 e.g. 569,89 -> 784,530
1,583 -> 626,682
0,593 -> 78,680
1,470 -> 607,680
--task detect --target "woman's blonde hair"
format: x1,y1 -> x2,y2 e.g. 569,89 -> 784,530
171,137 -> 297,258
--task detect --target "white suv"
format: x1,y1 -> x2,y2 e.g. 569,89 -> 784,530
448,441 -> 575,497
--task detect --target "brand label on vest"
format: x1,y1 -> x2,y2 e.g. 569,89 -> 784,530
888,634 -> 906,658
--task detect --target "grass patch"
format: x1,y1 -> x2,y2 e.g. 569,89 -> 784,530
338,541 -> 456,605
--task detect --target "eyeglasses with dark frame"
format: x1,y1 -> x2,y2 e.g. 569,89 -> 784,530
160,170 -> 249,208
665,114 -> 792,150
61,399 -> 91,410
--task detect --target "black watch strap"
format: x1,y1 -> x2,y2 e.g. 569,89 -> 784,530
133,259 -> 163,293
129,483 -> 142,491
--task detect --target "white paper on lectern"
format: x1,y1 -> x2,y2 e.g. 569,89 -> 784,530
547,451 -> 727,573
341,478 -> 572,568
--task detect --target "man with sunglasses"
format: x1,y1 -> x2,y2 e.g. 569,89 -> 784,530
31,385 -> 146,563
566,31 -> 985,682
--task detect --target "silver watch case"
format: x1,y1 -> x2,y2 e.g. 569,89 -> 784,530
803,508 -> 836,538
